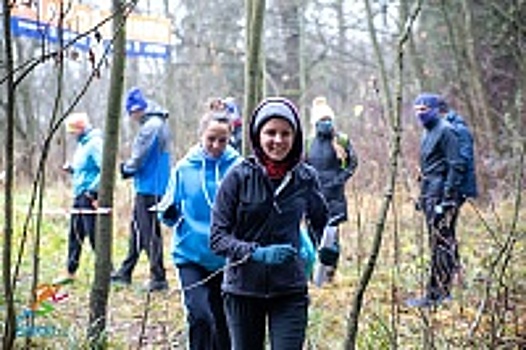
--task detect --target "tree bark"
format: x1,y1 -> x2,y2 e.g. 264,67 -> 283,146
277,0 -> 301,106
344,1 -> 421,348
243,0 -> 265,155
87,0 -> 127,346
460,0 -> 499,152
2,0 -> 17,347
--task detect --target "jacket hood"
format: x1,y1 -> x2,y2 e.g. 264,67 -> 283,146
79,127 -> 102,144
249,97 -> 303,166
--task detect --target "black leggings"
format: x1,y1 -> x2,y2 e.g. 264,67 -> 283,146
224,292 -> 308,350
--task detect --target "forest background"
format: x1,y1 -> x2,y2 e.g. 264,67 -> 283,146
1,0 -> 525,349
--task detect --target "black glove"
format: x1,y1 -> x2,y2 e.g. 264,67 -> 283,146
120,163 -> 134,179
162,204 -> 179,221
318,242 -> 340,267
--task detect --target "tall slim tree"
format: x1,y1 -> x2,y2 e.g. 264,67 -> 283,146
87,0 -> 128,346
243,0 -> 265,155
2,0 -> 17,347
277,0 -> 301,106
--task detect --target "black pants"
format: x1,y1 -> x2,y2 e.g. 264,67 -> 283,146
224,292 -> 308,350
115,194 -> 166,283
423,197 -> 462,299
67,193 -> 96,274
178,263 -> 230,350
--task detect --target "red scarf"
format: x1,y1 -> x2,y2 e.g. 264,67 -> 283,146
261,155 -> 292,179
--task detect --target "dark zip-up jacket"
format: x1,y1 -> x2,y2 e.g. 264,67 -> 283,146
420,118 -> 464,200
210,156 -> 328,297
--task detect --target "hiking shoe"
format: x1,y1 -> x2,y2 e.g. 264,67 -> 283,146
144,280 -> 169,292
110,272 -> 131,286
405,294 -> 452,308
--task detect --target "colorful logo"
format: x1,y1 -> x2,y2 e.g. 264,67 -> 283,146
16,282 -> 70,338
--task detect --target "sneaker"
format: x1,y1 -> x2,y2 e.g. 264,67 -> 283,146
405,294 -> 452,308
110,272 -> 131,286
144,280 -> 169,292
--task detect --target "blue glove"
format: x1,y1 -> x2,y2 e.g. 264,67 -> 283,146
318,242 -> 340,267
120,162 -> 134,180
251,244 -> 297,265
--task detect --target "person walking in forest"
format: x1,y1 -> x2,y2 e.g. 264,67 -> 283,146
158,110 -> 241,350
58,112 -> 102,283
304,96 -> 358,282
210,97 -> 329,349
438,96 -> 478,282
406,93 -> 465,308
111,87 -> 171,292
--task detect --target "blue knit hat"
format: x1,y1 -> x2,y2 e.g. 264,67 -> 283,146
413,93 -> 440,109
125,87 -> 148,114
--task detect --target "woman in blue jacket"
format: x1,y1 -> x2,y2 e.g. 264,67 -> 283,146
210,97 -> 328,350
159,111 -> 241,350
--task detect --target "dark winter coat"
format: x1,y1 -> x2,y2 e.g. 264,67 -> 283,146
420,118 -> 464,200
210,97 -> 328,298
305,132 -> 357,223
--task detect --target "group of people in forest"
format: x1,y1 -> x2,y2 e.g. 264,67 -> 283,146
61,88 -> 476,349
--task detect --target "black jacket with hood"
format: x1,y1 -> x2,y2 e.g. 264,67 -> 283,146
210,98 -> 328,298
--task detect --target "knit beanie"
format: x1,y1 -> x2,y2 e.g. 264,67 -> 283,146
310,96 -> 335,126
125,87 -> 148,114
413,93 -> 440,110
249,97 -> 303,164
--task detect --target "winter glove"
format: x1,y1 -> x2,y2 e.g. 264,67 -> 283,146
318,242 -> 340,267
251,244 -> 297,265
159,204 -> 180,227
120,162 -> 134,180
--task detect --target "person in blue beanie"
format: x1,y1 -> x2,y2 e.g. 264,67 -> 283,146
158,110 -> 241,350
111,87 -> 171,292
210,97 -> 328,349
406,93 -> 465,308
59,112 -> 102,283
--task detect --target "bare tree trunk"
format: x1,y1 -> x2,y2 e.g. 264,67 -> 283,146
87,0 -> 127,346
345,2 -> 422,348
243,0 -> 265,155
401,0 -> 426,91
277,0 -> 301,106
2,0 -> 17,347
460,0 -> 499,151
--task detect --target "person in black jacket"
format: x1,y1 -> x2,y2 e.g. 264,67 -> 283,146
406,93 -> 465,308
210,97 -> 329,349
305,96 -> 358,282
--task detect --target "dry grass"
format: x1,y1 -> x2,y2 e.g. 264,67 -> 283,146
1,182 -> 525,349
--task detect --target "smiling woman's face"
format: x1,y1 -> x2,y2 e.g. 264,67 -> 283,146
259,118 -> 295,162
201,119 -> 231,158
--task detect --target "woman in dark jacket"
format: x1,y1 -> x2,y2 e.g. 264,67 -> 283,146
305,97 -> 358,283
210,97 -> 328,350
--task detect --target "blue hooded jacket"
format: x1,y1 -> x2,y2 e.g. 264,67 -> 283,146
159,144 -> 241,271
122,108 -> 171,196
71,128 -> 102,196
